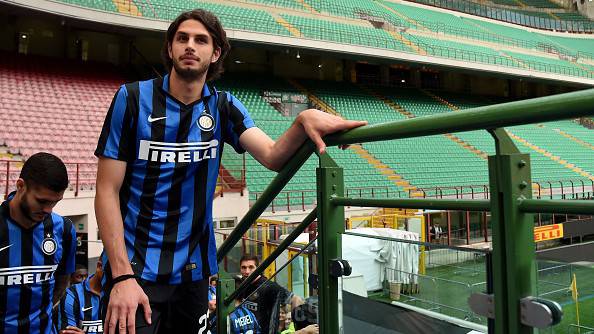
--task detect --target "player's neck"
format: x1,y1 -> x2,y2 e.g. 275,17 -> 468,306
168,70 -> 206,105
8,198 -> 34,229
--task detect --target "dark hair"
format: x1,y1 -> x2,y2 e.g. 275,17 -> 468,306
161,9 -> 230,82
239,254 -> 260,267
19,152 -> 68,192
209,276 -> 217,283
75,264 -> 87,271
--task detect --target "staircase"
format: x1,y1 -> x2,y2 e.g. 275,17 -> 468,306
387,31 -> 428,56
552,128 -> 594,151
271,13 -> 302,37
294,0 -> 319,13
366,86 -> 490,162
350,144 -> 424,197
506,130 -> 594,181
112,0 -> 142,16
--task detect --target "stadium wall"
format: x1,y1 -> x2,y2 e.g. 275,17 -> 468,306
213,191 -> 251,228
53,194 -> 102,259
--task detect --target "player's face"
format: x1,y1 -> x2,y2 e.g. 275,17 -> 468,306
240,260 -> 257,278
71,269 -> 88,284
16,180 -> 64,224
168,19 -> 221,81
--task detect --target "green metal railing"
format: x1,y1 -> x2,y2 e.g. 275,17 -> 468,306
407,0 -> 594,33
216,88 -> 594,334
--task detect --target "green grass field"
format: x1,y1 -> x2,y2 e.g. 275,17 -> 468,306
369,257 -> 594,333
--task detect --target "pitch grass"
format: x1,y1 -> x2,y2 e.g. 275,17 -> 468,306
368,259 -> 594,333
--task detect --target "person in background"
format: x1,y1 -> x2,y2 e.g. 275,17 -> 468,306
239,255 -> 303,334
70,264 -> 89,285
277,304 -> 293,334
208,277 -> 261,334
58,260 -> 105,334
0,152 -> 76,333
209,276 -> 217,300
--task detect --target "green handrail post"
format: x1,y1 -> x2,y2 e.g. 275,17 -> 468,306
217,143 -> 314,263
488,128 -> 537,334
216,273 -> 236,333
317,153 -> 344,334
225,208 -> 318,305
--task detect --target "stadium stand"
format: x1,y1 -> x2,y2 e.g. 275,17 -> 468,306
58,0 -> 117,12
279,14 -> 413,51
0,52 -> 122,190
297,80 -> 491,195
216,75 -> 404,208
1,48 -> 591,201
404,0 -> 593,32
52,0 -> 594,80
364,84 -> 594,189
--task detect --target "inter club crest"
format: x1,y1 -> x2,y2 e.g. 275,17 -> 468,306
197,112 -> 215,132
41,234 -> 57,255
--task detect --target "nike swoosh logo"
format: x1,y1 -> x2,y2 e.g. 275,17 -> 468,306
148,115 -> 167,123
82,306 -> 93,311
0,244 -> 11,252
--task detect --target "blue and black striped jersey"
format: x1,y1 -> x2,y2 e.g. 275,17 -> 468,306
58,275 -> 102,333
95,75 -> 255,283
229,305 -> 261,334
0,193 -> 76,334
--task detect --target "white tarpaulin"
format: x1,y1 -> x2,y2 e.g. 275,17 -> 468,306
342,228 -> 419,291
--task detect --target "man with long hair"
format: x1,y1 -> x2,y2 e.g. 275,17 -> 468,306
95,9 -> 366,334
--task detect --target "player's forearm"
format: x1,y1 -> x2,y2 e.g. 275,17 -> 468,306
266,115 -> 309,171
95,187 -> 133,277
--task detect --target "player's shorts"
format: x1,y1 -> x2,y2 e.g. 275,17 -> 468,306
102,278 -> 209,334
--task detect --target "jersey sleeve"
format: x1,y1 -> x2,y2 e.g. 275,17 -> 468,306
58,288 -> 79,329
57,218 -> 76,275
222,92 -> 256,154
95,85 -> 134,161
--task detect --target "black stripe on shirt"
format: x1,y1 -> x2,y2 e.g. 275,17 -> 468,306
59,218 -> 74,275
83,287 -> 93,321
156,104 -> 193,283
198,99 -> 217,279
17,227 -> 33,334
71,286 -> 81,325
59,293 -> 69,330
228,102 -> 248,137
117,82 -> 140,249
95,88 -> 120,156
130,80 -> 166,276
181,103 -> 215,283
117,84 -> 137,161
38,217 -> 55,333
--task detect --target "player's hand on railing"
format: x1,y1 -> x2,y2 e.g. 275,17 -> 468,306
296,109 -> 367,154
105,279 -> 151,334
